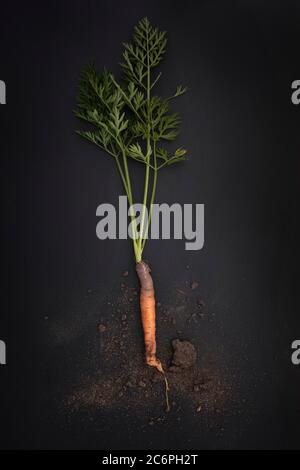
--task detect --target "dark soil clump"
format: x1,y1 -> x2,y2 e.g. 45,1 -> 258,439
170,339 -> 197,370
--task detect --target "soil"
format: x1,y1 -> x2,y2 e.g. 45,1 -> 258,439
170,339 -> 197,369
64,268 -> 231,420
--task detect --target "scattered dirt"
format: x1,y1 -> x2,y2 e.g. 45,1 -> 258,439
98,324 -> 106,333
190,281 -> 199,290
63,270 -> 231,419
66,349 -> 227,416
197,297 -> 205,307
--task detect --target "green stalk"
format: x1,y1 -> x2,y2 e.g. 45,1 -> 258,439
114,154 -> 128,194
137,25 -> 151,261
142,141 -> 157,251
120,146 -> 139,261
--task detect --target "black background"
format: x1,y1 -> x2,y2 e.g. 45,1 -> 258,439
0,0 -> 300,450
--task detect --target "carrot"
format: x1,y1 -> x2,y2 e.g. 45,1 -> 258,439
136,261 -> 161,370
75,18 -> 188,413
136,261 -> 170,411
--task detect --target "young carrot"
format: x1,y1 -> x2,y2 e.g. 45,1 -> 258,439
75,18 -> 187,412
136,261 -> 162,371
136,260 -> 169,410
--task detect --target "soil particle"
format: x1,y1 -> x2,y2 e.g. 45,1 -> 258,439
151,372 -> 164,383
190,281 -> 199,290
126,380 -> 135,388
98,324 -> 106,333
122,270 -> 129,277
170,339 -> 197,370
197,297 -> 205,307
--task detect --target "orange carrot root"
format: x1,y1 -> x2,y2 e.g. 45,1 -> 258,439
136,260 -> 170,412
136,260 -> 160,370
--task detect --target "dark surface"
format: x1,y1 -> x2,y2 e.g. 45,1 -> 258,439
0,0 -> 300,450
